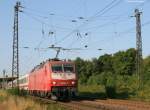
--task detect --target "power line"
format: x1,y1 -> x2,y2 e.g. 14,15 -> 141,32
54,0 -> 122,45
82,0 -> 149,31
84,18 -> 150,50
22,11 -> 73,31
90,0 -> 150,31
83,0 -> 150,49
22,11 -> 73,51
58,0 -> 122,47
21,0 -> 122,49
22,0 -> 149,48
90,0 -> 122,20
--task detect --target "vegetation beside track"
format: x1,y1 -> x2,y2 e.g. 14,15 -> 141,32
0,90 -> 66,110
75,48 -> 150,101
78,84 -> 150,101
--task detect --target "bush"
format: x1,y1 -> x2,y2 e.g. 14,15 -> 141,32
102,72 -> 117,98
7,88 -> 20,95
7,88 -> 28,97
105,86 -> 116,98
87,74 -> 103,85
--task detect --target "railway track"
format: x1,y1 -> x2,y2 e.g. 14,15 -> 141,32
95,99 -> 150,110
29,96 -> 102,110
77,99 -> 150,110
29,96 -> 150,110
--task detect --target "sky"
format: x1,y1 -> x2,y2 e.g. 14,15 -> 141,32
0,0 -> 150,76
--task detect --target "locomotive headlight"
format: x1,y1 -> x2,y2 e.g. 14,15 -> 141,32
52,81 -> 56,85
71,81 -> 75,85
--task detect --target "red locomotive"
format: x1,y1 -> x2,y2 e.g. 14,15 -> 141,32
18,59 -> 77,100
8,47 -> 78,100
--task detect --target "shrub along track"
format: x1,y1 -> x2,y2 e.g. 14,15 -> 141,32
29,96 -> 150,110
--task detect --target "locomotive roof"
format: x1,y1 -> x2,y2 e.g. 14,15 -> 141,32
30,58 -> 74,73
48,59 -> 73,63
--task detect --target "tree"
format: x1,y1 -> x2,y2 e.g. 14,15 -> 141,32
113,48 -> 136,76
143,56 -> 150,84
98,54 -> 113,73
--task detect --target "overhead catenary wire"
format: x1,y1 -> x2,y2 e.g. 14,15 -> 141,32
81,0 -> 149,31
87,19 -> 150,49
22,0 -> 149,35
83,0 -> 150,32
22,11 -> 73,50
22,10 -> 77,49
83,17 -> 150,50
22,0 -> 146,50
24,7 -> 88,26
21,0 -> 149,53
72,1 -> 150,49
21,6 -> 86,54
55,0 -> 122,49
54,0 -> 122,45
21,0 -> 123,53
22,11 -> 73,31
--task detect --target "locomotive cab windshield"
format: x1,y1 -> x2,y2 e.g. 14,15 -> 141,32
52,65 -> 62,73
51,64 -> 75,73
63,64 -> 74,73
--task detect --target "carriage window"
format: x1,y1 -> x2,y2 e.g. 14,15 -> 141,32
52,65 -> 62,72
64,64 -> 74,73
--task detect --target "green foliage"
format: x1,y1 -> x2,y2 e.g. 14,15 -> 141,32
98,54 -> 113,73
143,56 -> 150,84
113,48 -> 136,76
78,84 -> 106,99
6,88 -> 28,96
75,48 -> 150,100
7,88 -> 20,95
87,74 -> 102,85
105,86 -> 116,98
103,72 -> 116,98
75,48 -> 136,85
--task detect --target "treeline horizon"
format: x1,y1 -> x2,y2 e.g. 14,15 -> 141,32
74,48 -> 150,99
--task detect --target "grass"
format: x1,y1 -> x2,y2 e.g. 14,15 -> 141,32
78,84 -> 105,93
78,84 -> 150,101
0,90 -> 66,110
130,87 -> 150,102
78,84 -> 107,99
0,90 -> 8,102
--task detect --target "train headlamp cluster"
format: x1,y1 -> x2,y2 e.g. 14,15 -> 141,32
52,81 -> 75,85
71,81 -> 75,85
52,81 -> 56,85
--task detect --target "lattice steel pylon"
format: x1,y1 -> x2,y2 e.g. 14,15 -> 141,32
134,9 -> 143,89
12,1 -> 22,88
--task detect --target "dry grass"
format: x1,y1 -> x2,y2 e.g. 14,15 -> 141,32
0,96 -> 47,110
0,90 -> 65,110
0,90 -> 8,97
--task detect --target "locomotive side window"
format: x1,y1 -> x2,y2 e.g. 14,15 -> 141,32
52,65 -> 62,72
63,64 -> 74,73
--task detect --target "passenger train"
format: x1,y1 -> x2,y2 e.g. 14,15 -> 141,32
9,59 -> 78,100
